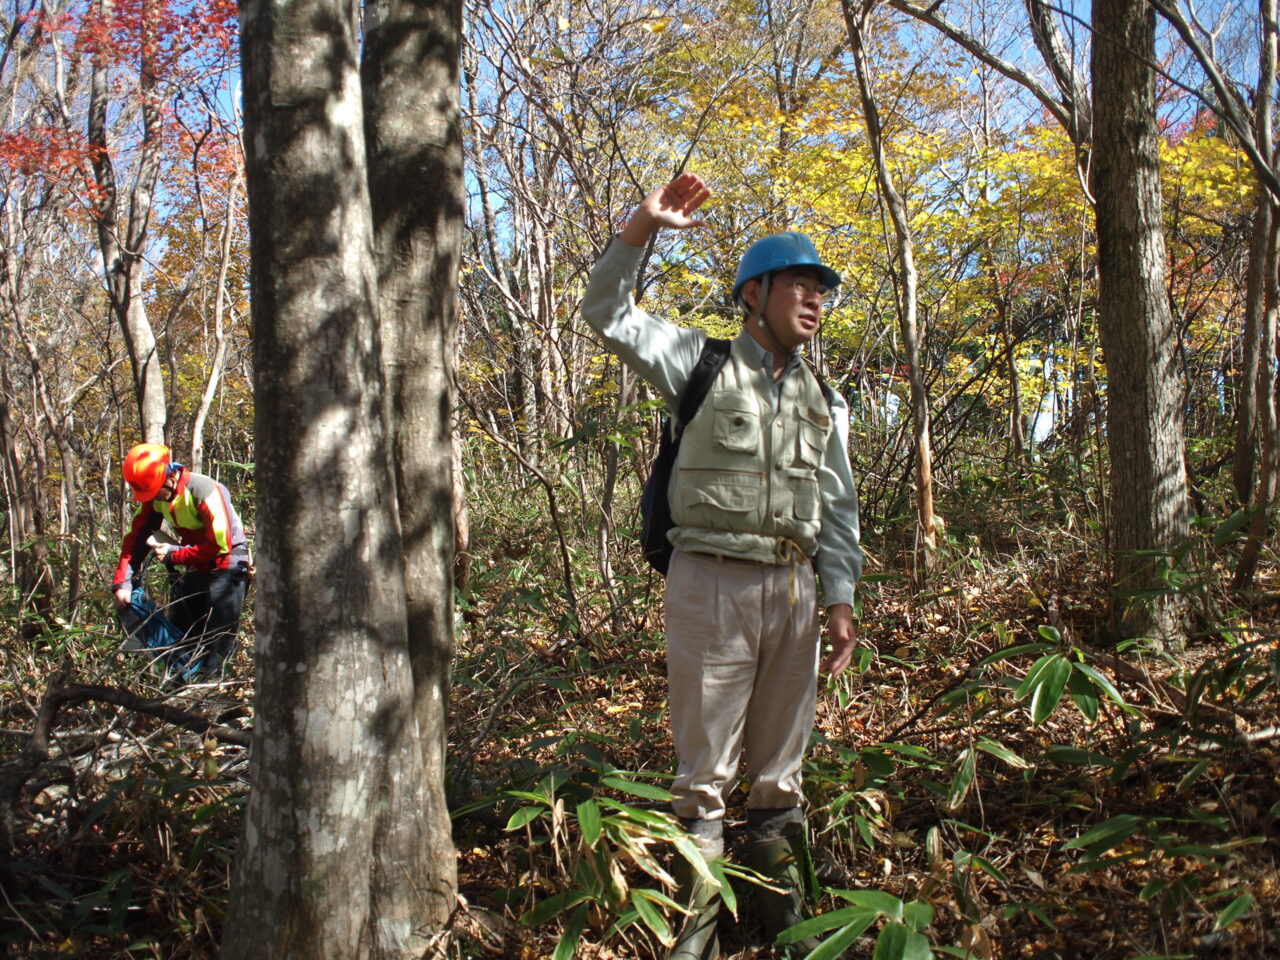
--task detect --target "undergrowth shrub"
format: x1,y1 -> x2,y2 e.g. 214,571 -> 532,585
1,587 -> 252,960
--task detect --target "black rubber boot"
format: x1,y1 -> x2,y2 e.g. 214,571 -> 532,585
745,808 -> 823,956
668,818 -> 723,960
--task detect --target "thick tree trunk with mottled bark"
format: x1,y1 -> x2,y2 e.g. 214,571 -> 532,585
225,0 -> 459,954
1091,0 -> 1191,640
362,0 -> 462,927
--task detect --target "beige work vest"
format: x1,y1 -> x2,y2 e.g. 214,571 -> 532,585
668,338 -> 832,562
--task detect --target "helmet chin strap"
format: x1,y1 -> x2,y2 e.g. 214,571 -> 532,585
749,273 -> 797,359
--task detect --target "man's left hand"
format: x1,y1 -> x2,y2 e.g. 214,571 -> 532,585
820,603 -> 857,675
150,540 -> 175,563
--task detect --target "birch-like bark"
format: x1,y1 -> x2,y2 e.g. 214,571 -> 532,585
88,0 -> 166,442
190,173 -> 243,473
844,0 -> 937,566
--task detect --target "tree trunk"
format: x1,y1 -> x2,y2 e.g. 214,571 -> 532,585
362,0 -> 461,928
844,0 -> 937,567
1233,197 -> 1270,506
89,0 -> 167,443
1091,0 -> 1191,641
226,0 -> 448,953
0,389 -> 53,631
1232,0 -> 1279,511
8,279 -> 83,616
1234,207 -> 1280,589
1233,0 -> 1280,588
999,295 -> 1026,465
191,173 -> 243,473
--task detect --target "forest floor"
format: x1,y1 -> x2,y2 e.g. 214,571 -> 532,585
2,540 -> 1278,959
446,543 -> 1280,960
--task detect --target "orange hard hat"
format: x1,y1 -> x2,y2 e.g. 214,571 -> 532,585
122,443 -> 172,501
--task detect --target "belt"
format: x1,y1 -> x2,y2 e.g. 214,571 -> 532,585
687,540 -> 810,607
691,551 -> 779,567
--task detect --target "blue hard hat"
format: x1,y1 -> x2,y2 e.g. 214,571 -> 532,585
731,231 -> 841,301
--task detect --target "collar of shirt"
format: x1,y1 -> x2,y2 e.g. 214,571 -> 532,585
737,329 -> 801,373
736,329 -> 802,409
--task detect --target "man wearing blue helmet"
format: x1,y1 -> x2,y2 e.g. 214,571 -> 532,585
582,172 -> 862,959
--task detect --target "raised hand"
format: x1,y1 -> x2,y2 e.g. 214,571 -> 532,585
619,173 -> 712,247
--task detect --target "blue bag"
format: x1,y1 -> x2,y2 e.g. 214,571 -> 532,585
119,586 -> 212,681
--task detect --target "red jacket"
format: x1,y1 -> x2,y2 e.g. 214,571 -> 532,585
113,468 -> 248,589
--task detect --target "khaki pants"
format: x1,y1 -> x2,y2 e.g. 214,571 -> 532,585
665,549 -> 820,821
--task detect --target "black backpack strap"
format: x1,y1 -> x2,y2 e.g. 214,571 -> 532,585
674,337 -> 731,435
819,379 -> 836,409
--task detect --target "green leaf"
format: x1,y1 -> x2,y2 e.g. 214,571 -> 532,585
1063,814 -> 1144,857
902,900 -> 934,931
854,814 -> 875,848
1037,624 -> 1062,644
976,642 -> 1052,667
860,749 -> 900,777
1175,758 -> 1213,794
954,852 -> 1008,883
1162,843 -> 1234,861
1138,879 -> 1168,901
1212,892 -> 1254,930
1046,745 -> 1114,767
1212,508 -> 1251,546
600,775 -> 673,801
552,903 -> 589,960
1012,653 -> 1056,698
776,906 -> 878,944
1073,663 -> 1136,712
506,789 -> 551,804
881,742 -> 935,762
872,920 -> 933,960
599,800 -> 680,828
505,806 -> 543,831
832,888 -> 904,920
630,888 -> 673,945
805,918 -> 878,960
975,736 -> 1031,769
708,860 -> 738,917
576,799 -> 602,846
670,834 -> 718,887
522,890 -> 587,926
1067,670 -> 1099,722
945,748 -> 977,812
937,680 -> 986,712
1015,654 -> 1072,725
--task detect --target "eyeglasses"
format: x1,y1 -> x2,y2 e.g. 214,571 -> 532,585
778,276 -> 833,304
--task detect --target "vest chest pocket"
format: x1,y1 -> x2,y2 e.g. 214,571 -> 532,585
711,391 -> 759,454
679,468 -> 762,515
787,470 -> 821,520
794,405 -> 831,468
